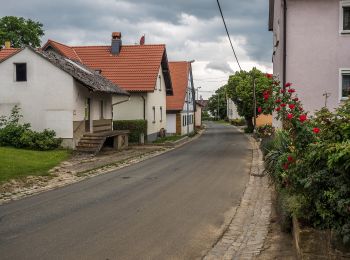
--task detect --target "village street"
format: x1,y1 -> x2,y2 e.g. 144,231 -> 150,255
0,122 -> 251,260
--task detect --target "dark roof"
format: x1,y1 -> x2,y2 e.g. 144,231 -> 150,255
196,99 -> 209,108
35,49 -> 129,95
269,0 -> 275,31
0,46 -> 129,96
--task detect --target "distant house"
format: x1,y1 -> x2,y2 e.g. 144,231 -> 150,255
195,101 -> 204,127
42,32 -> 173,141
0,46 -> 129,149
166,61 -> 195,135
226,98 -> 240,120
269,0 -> 350,114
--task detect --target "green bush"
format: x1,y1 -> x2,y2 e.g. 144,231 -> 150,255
0,106 -> 61,150
230,118 -> 246,126
261,75 -> 350,245
113,120 -> 147,143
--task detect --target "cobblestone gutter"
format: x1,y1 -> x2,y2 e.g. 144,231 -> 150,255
204,134 -> 272,260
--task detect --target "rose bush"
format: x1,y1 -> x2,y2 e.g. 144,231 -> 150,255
261,76 -> 350,244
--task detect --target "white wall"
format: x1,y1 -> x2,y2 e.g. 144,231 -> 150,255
0,48 -> 75,138
146,67 -> 167,139
166,113 -> 176,134
112,93 -> 144,120
195,104 -> 202,127
273,0 -> 350,114
0,48 -> 114,147
180,112 -> 194,135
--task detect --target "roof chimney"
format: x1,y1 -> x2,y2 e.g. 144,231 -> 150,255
4,41 -> 11,49
111,32 -> 122,55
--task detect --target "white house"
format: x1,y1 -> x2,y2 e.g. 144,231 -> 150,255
42,32 -> 173,142
226,98 -> 240,120
269,0 -> 350,114
166,61 -> 195,136
0,46 -> 129,149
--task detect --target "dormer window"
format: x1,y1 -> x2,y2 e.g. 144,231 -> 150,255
15,63 -> 27,82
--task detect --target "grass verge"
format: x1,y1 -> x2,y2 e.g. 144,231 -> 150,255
153,135 -> 185,144
0,147 -> 71,183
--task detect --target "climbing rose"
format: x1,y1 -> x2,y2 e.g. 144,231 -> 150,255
287,156 -> 294,162
280,103 -> 286,107
275,99 -> 282,103
299,107 -> 304,111
313,127 -> 320,134
283,163 -> 289,170
285,82 -> 292,87
266,73 -> 273,79
293,98 -> 299,101
288,88 -> 296,93
287,113 -> 293,119
289,104 -> 296,109
258,107 -> 262,113
299,114 -> 307,122
281,89 -> 285,94
276,107 -> 281,112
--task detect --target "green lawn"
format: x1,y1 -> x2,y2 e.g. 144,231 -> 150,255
153,135 -> 185,144
0,147 -> 71,183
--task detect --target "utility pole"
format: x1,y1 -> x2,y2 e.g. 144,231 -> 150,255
253,78 -> 257,130
217,93 -> 220,120
323,91 -> 331,108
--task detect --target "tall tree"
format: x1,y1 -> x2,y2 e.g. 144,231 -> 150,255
207,85 -> 227,120
226,68 -> 271,130
0,16 -> 44,48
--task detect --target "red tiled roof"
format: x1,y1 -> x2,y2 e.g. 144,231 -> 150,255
42,40 -> 167,92
166,61 -> 190,111
0,48 -> 22,62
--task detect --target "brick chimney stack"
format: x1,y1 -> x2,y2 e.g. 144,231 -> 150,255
111,32 -> 122,55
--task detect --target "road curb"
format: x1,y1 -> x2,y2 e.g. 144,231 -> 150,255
204,127 -> 272,260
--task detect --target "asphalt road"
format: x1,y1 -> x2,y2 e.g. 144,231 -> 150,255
0,122 -> 251,260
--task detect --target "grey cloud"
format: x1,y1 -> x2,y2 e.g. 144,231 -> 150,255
205,61 -> 233,74
0,0 -> 272,63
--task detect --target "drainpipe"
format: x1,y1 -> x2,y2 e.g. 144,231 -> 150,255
283,0 -> 287,89
141,96 -> 146,120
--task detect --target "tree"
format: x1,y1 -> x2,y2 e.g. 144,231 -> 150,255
0,16 -> 44,48
207,85 -> 227,120
226,68 -> 271,130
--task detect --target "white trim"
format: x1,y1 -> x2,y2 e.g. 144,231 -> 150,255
339,68 -> 350,101
340,1 -> 350,34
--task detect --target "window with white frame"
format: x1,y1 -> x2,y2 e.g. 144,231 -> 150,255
341,70 -> 350,99
340,1 -> 350,33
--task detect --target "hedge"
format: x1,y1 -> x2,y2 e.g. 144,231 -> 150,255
113,120 -> 147,143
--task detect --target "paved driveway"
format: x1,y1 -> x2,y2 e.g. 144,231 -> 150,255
0,122 -> 251,260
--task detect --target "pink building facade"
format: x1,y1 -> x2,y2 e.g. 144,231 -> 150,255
269,0 -> 350,113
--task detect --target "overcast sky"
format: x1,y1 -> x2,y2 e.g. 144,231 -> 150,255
0,0 -> 272,99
